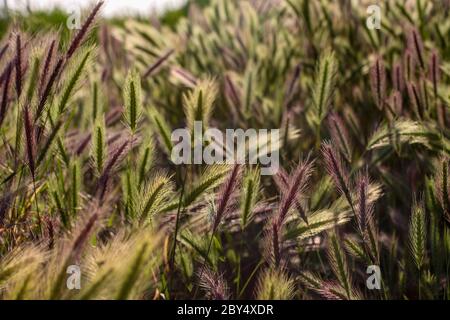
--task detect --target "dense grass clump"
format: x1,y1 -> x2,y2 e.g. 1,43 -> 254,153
0,0 -> 449,300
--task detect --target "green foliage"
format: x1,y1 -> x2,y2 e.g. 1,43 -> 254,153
57,47 -> 94,116
409,199 -> 426,270
311,50 -> 337,125
123,68 -> 143,133
240,168 -> 261,228
183,78 -> 217,131
255,269 -> 295,300
0,0 -> 449,301
91,116 -> 106,176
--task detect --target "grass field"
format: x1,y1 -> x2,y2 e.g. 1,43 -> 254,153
0,0 -> 449,300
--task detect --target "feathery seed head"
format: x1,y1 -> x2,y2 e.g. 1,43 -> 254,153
369,56 -> 386,110
123,68 -> 143,134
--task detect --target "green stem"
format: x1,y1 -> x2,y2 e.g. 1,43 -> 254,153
169,166 -> 188,269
